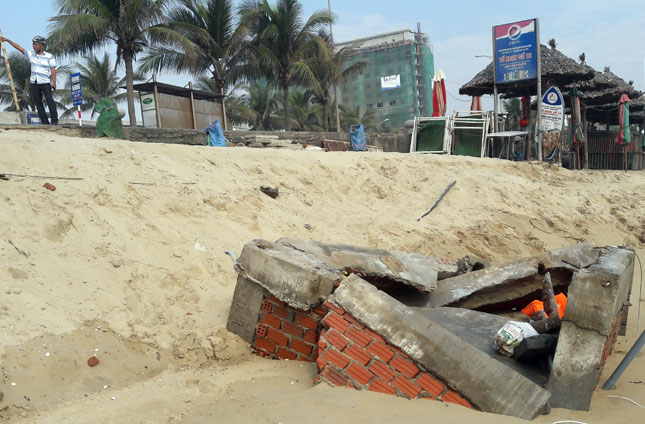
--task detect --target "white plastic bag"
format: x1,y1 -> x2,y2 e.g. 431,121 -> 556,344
494,321 -> 539,356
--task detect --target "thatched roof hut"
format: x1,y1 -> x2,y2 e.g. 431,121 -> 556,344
459,44 -> 594,97
585,95 -> 645,125
572,68 -> 642,105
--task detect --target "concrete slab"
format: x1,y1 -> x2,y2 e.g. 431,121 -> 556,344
276,238 -> 448,292
226,275 -> 270,344
415,307 -> 550,386
331,274 -> 551,420
548,247 -> 634,410
237,239 -> 343,310
427,243 -> 599,309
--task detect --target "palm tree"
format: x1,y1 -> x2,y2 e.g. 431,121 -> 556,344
308,43 -> 367,132
196,77 -> 256,127
240,0 -> 332,131
57,53 -> 143,118
138,0 -> 247,129
339,104 -> 376,132
503,98 -> 521,130
247,80 -> 279,130
48,0 -> 171,126
0,52 -> 32,111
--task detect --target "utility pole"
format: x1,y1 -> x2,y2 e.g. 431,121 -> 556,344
328,0 -> 341,133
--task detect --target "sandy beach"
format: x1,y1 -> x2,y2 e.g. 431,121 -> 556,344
0,129 -> 643,423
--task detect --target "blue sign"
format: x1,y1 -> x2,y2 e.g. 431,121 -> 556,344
540,86 -> 565,131
70,72 -> 83,106
26,113 -> 51,124
493,19 -> 538,84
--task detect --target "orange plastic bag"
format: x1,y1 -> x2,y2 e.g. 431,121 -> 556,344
522,293 -> 567,319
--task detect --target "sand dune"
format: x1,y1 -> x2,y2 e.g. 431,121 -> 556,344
0,129 -> 643,423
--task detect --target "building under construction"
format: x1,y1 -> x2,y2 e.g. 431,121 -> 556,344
337,25 -> 435,130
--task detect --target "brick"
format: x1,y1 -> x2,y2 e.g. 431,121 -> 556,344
417,373 -> 445,397
267,328 -> 288,346
323,301 -> 345,315
347,363 -> 373,386
282,321 -> 303,338
277,347 -> 297,360
304,330 -> 318,344
344,314 -> 365,330
346,326 -> 372,347
291,338 -> 313,356
87,356 -> 100,367
442,391 -> 473,408
260,313 -> 281,329
312,305 -> 328,318
272,305 -> 289,319
345,344 -> 371,366
364,327 -> 386,343
261,299 -> 272,313
319,340 -> 329,351
367,341 -> 395,363
43,182 -> 56,191
323,329 -> 349,351
255,324 -> 268,338
392,376 -> 422,399
390,356 -> 419,378
254,337 -> 276,353
323,312 -> 351,333
317,357 -> 327,372
369,379 -> 396,395
391,346 -> 409,359
323,349 -> 350,369
368,361 -> 396,383
322,366 -> 348,387
296,313 -> 319,331
267,295 -> 287,307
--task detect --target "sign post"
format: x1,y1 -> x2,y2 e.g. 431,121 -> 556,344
70,72 -> 83,126
493,19 -> 539,159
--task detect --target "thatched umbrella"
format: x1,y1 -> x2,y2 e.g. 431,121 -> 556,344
459,44 -> 595,97
573,68 -> 642,106
585,95 -> 645,125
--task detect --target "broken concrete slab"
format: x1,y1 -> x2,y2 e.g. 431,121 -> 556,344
414,307 -> 550,386
427,243 -> 599,309
275,238 -> 453,292
226,275 -> 271,344
331,274 -> 551,420
548,247 -> 634,411
237,239 -> 344,310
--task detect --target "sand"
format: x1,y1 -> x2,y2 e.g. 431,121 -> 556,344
0,128 -> 643,423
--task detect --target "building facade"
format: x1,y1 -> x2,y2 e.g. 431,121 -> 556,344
337,27 -> 435,130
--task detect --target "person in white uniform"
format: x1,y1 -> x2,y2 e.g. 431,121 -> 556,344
1,35 -> 59,125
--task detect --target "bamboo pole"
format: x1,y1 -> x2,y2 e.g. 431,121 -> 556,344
0,27 -> 21,111
582,103 -> 588,169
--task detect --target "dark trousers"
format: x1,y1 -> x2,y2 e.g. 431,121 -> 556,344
30,83 -> 58,125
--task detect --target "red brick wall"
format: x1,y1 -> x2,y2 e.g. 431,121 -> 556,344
252,295 -> 326,361
598,309 -> 624,384
315,301 -> 473,409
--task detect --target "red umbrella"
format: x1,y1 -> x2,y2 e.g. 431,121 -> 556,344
432,70 -> 446,117
470,96 -> 482,111
615,94 -> 631,170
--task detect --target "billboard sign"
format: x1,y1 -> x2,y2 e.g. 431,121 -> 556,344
540,86 -> 564,131
381,74 -> 401,91
70,72 -> 83,106
493,19 -> 538,84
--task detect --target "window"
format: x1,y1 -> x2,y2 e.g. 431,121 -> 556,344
377,102 -> 384,108
390,100 -> 397,106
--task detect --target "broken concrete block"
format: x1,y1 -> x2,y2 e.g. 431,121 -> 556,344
427,243 -> 599,309
226,275 -> 271,344
237,239 -> 343,310
548,247 -> 634,411
330,274 -> 551,420
276,237 -> 449,292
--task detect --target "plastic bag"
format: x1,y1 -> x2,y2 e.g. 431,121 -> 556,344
494,321 -> 539,357
349,124 -> 366,151
205,120 -> 227,147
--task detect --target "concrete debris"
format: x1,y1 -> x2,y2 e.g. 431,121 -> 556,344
427,243 -> 599,309
225,238 -> 635,419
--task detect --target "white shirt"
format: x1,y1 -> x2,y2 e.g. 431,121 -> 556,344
26,50 -> 56,85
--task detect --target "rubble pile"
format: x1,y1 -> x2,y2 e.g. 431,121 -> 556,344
226,238 -> 634,420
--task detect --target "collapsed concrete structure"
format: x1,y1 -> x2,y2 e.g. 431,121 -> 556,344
226,238 -> 634,420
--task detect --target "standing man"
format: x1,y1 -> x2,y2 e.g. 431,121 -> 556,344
1,35 -> 58,125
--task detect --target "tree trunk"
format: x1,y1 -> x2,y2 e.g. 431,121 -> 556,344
217,80 -> 228,130
282,81 -> 291,132
321,98 -> 329,133
124,51 -> 137,127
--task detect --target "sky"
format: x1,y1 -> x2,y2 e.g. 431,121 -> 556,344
2,0 -> 644,120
